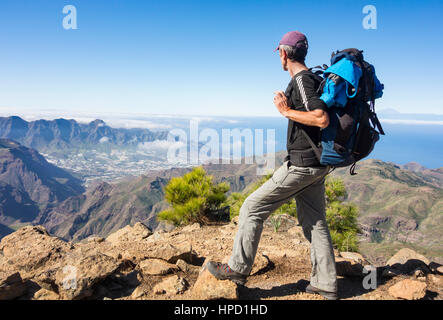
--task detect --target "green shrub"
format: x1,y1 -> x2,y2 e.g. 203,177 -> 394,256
158,167 -> 230,225
324,177 -> 359,251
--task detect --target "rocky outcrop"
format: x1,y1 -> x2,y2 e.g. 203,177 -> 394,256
0,226 -> 72,279
0,225 -> 123,300
0,215 -> 441,301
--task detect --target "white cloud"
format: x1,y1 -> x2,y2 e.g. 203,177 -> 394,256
138,140 -> 185,152
380,119 -> 443,125
103,119 -> 172,130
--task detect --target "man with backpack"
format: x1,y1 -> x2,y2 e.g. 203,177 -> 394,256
207,31 -> 339,300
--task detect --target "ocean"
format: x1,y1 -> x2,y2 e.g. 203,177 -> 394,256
192,117 -> 443,169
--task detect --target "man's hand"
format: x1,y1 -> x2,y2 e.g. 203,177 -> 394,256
273,91 -> 291,116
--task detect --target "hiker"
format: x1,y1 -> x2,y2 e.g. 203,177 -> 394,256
207,31 -> 338,300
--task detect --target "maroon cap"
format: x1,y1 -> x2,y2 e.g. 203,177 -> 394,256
274,31 -> 308,52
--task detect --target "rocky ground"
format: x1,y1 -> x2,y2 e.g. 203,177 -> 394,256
0,215 -> 441,300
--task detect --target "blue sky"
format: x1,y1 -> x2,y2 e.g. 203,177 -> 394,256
0,0 -> 441,117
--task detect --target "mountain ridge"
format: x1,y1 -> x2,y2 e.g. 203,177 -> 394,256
0,116 -> 168,153
0,139 -> 85,230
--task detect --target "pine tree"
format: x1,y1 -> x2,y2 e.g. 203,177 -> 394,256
157,167 -> 230,226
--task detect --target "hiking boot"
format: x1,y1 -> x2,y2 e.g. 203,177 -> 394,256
305,284 -> 338,300
206,261 -> 247,285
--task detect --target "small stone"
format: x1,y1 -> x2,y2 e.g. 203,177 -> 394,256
139,258 -> 179,276
153,275 -> 188,295
85,236 -> 105,244
411,268 -> 425,279
428,274 -> 443,287
32,288 -> 59,300
176,259 -> 200,274
231,216 -> 239,225
388,279 -> 427,300
144,241 -> 193,264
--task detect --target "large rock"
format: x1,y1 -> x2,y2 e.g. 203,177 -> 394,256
138,258 -> 179,276
0,226 -> 71,279
192,264 -> 238,300
106,222 -> 152,246
388,279 -> 427,300
54,252 -> 122,300
0,272 -> 27,300
0,226 -> 123,300
386,248 -> 430,274
153,275 -> 188,295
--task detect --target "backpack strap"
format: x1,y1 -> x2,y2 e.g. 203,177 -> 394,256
299,129 -> 322,162
292,74 -> 323,163
309,64 -> 328,76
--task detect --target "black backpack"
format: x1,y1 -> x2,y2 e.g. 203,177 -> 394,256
306,48 -> 385,174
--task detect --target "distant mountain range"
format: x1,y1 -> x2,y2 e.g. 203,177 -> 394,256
0,139 -> 85,237
0,116 -> 168,154
378,109 -> 443,123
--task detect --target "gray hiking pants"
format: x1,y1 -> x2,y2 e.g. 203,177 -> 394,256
228,161 -> 337,292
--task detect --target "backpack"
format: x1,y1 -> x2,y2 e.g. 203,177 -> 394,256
303,48 -> 385,174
